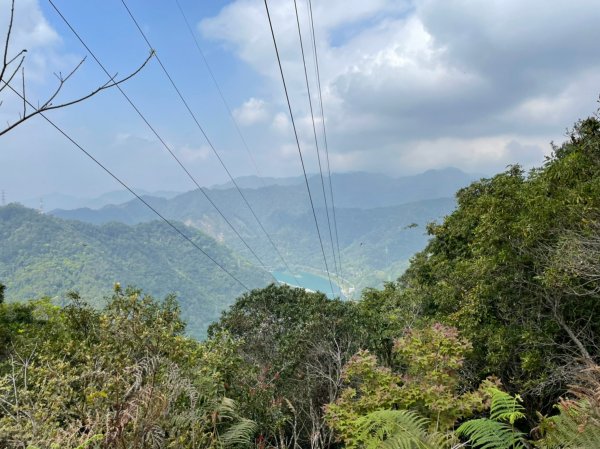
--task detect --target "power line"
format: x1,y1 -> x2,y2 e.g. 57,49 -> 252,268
292,0 -> 340,291
47,0 -> 276,283
262,0 -> 335,298
120,0 -> 304,288
306,0 -> 343,284
171,0 -> 304,288
2,79 -> 251,292
173,0 -> 266,189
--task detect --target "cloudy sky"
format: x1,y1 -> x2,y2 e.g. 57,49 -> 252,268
1,0 -> 599,202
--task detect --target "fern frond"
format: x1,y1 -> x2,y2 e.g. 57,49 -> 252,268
219,418 -> 257,447
456,418 -> 526,449
540,399 -> 600,448
488,388 -> 526,424
354,409 -> 450,449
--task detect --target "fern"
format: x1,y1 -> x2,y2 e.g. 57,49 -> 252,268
489,389 -> 527,425
456,388 -> 527,449
353,409 -> 452,449
457,418 -> 526,449
537,364 -> 600,448
539,399 -> 600,448
219,418 -> 257,447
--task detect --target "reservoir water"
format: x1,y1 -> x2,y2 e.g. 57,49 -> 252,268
272,270 -> 343,299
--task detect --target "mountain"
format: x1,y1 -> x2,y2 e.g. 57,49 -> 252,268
211,175 -> 304,190
19,189 -> 182,211
52,168 -> 476,223
0,204 -> 270,338
46,170 -> 475,292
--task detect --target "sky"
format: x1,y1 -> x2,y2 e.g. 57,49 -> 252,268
1,0 -> 600,202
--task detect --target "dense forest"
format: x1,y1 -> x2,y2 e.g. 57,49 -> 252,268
1,114 -> 600,447
0,206 -> 270,337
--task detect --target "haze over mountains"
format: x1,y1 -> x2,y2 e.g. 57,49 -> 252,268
1,168 -> 478,336
19,189 -> 183,212
49,168 -> 476,289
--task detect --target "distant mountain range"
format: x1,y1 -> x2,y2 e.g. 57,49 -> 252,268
49,169 -> 476,291
19,189 -> 183,212
0,204 -> 270,338
0,169 -> 479,335
207,167 -> 479,208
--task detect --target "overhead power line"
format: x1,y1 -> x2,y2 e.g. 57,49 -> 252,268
47,0 -> 276,283
171,0 -> 303,288
120,0 -> 304,288
262,0 -> 335,298
2,79 -> 251,292
173,0 -> 266,189
292,0 -> 340,291
306,0 -> 343,283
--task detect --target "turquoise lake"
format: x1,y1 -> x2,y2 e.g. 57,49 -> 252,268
272,270 -> 343,299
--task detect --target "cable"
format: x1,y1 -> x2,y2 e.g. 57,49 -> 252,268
120,0 -> 305,288
171,0 -> 304,288
47,0 -> 276,283
262,0 -> 335,298
2,79 -> 251,292
306,0 -> 343,285
292,0 -> 340,291
173,0 -> 266,189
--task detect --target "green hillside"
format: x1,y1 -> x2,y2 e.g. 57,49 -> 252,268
2,116 -> 600,449
0,204 -> 271,337
51,176 -> 459,292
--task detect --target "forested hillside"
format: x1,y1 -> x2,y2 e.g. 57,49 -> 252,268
0,204 -> 270,337
51,171 -> 464,291
1,115 -> 600,448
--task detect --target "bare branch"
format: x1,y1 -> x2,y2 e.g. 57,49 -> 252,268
1,0 -> 16,74
1,1 -> 153,137
0,50 -> 154,137
0,52 -> 24,95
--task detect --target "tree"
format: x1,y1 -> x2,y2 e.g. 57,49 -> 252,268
397,116 -> 600,410
209,284 -> 367,449
325,324 -> 493,448
0,282 -> 4,303
0,0 -> 153,136
0,286 -> 256,449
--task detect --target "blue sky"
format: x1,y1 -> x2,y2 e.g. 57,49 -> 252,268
2,0 -> 600,202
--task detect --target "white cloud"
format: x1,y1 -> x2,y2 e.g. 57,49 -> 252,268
271,111 -> 290,133
2,0 -> 60,51
178,144 -> 211,163
199,0 -> 600,175
233,97 -> 269,125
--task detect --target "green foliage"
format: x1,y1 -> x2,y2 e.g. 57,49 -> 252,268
325,324 -> 493,447
536,364 -> 600,448
209,284 -> 369,448
353,410 -> 451,449
0,287 -> 255,449
457,419 -> 525,449
0,204 -> 270,337
456,388 -> 527,448
398,116 -> 600,406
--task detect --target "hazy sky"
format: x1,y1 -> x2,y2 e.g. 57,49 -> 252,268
1,0 -> 600,202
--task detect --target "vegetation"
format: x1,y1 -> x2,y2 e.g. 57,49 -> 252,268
0,286 -> 257,448
52,180 -> 458,293
2,114 -> 600,447
0,205 -> 270,338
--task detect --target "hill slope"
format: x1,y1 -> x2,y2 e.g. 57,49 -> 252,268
0,204 -> 270,337
49,170 -> 472,291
